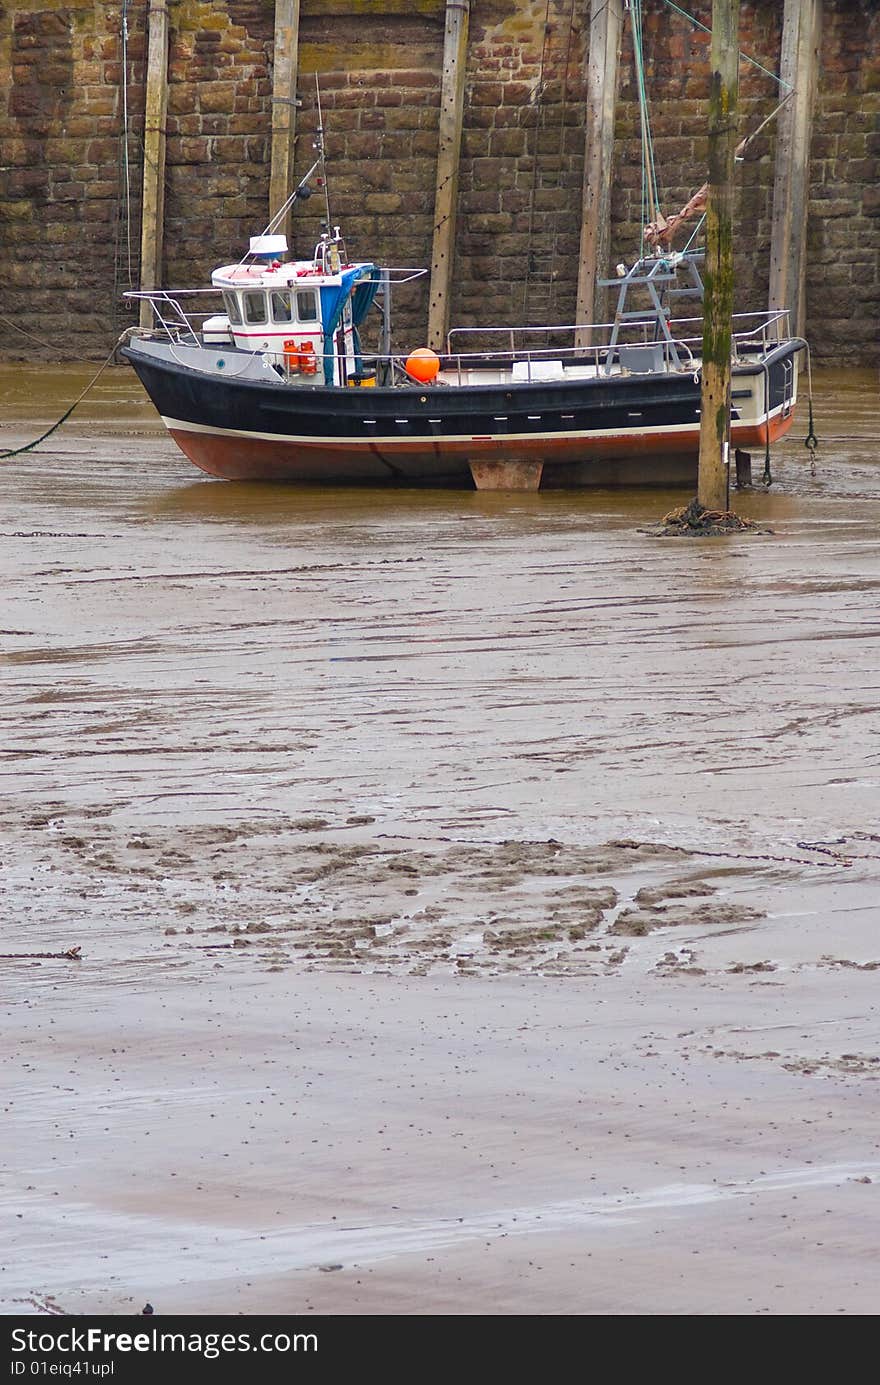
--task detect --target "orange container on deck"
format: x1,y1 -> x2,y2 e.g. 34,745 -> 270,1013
299,341 -> 319,375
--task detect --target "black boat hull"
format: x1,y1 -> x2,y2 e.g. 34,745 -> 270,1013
121,339 -> 802,486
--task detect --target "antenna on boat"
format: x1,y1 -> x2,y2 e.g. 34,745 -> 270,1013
253,78 -> 334,264
310,75 -> 346,274
257,159 -> 320,257
313,74 -> 333,234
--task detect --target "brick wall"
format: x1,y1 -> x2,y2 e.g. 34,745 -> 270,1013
0,0 -> 877,363
809,0 -> 880,352
1,1 -> 137,355
458,0 -> 587,330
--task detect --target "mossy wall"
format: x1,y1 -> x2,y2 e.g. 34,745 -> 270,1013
0,0 -> 877,362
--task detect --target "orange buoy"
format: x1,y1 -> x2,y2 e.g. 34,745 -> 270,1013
405,347 -> 440,383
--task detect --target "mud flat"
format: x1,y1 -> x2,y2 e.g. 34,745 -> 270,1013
1,366 -> 879,1315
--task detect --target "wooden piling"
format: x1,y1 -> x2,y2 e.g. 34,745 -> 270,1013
769,0 -> 821,339
575,0 -> 623,348
138,0 -> 170,330
269,0 -> 301,245
427,0 -> 470,353
697,0 -> 740,514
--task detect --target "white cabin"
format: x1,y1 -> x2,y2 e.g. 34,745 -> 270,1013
206,231 -> 375,386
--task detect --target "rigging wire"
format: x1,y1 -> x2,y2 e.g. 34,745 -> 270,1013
661,0 -> 793,90
112,0 -> 135,332
629,0 -> 662,257
630,0 -> 792,258
120,0 -> 133,282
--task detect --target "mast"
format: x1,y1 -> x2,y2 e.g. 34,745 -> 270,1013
313,75 -> 333,235
697,0 -> 740,513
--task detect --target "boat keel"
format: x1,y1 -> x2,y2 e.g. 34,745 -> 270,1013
468,458 -> 545,491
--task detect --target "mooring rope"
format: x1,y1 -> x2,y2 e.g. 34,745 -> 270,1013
802,341 -> 818,474
0,311 -> 75,357
630,0 -> 663,256
0,342 -> 124,460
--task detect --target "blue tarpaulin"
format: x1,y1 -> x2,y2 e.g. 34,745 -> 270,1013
319,264 -> 380,385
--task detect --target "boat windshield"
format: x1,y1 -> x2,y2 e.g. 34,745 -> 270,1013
222,291 -> 241,325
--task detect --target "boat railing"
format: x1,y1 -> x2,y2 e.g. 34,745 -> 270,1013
125,289 -> 222,344
657,309 -> 794,358
124,288 -> 795,387
444,308 -> 794,381
125,268 -> 428,346
444,320 -> 689,383
731,308 -> 792,353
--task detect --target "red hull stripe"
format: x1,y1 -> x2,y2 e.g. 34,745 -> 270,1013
168,410 -> 794,482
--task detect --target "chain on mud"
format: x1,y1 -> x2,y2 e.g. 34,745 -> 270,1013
377,833 -> 856,869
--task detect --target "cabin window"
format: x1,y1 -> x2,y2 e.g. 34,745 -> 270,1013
223,291 -> 242,326
296,290 -> 318,323
271,290 -> 292,323
243,291 -> 267,325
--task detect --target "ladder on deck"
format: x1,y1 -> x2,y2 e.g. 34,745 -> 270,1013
598,252 -> 705,373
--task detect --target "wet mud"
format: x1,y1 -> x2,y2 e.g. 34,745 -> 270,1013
1,364 -> 880,1314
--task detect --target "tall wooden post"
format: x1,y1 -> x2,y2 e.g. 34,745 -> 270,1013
697,0 -> 740,513
427,0 -> 470,353
769,0 -> 821,338
269,0 -> 301,244
575,0 -> 623,347
138,0 -> 170,329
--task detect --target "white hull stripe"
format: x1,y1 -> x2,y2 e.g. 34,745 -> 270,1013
163,402 -> 790,449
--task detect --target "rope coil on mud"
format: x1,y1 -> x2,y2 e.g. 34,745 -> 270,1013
650,499 -> 770,537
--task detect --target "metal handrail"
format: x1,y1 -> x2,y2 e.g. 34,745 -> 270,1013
126,287 -> 795,385
447,309 -> 791,351
444,309 -> 794,380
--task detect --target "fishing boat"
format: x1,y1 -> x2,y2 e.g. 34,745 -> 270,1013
120,35 -> 808,490
120,224 -> 805,490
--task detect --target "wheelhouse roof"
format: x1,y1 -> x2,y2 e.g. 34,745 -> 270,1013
211,260 -> 375,291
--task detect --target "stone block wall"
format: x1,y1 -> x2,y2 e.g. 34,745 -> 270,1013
0,0 -> 877,363
457,0 -> 587,331
1,1 -> 139,356
809,0 -> 880,354
288,1 -> 445,345
162,2 -> 274,292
